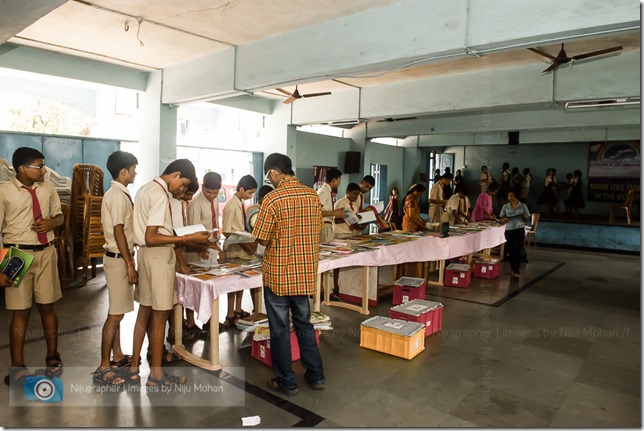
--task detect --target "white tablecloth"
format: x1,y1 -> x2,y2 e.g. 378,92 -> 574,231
175,225 -> 506,322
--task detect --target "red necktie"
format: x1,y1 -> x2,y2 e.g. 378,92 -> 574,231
210,200 -> 219,238
23,186 -> 48,245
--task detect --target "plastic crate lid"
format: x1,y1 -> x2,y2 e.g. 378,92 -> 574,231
394,277 -> 426,287
446,263 -> 471,271
390,299 -> 443,316
475,259 -> 499,264
360,316 -> 425,336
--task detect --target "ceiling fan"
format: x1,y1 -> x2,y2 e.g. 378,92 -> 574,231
528,43 -> 623,73
376,116 -> 417,122
267,86 -> 332,104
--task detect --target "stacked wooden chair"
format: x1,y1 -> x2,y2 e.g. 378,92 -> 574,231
71,164 -> 104,284
81,196 -> 105,286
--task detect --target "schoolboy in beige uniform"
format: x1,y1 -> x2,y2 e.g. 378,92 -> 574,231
222,175 -> 257,327
317,168 -> 346,244
130,159 -> 210,388
94,150 -> 138,386
333,183 -> 362,238
187,172 -> 223,247
0,147 -> 63,384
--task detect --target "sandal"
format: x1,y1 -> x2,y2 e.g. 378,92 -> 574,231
234,310 -> 251,320
222,315 -> 237,330
146,371 -> 187,388
184,325 -> 200,343
4,365 -> 35,386
119,367 -> 141,385
110,355 -> 139,370
199,322 -> 210,338
92,367 -> 125,387
45,353 -> 63,378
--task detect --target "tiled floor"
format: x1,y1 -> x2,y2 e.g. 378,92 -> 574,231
0,246 -> 640,427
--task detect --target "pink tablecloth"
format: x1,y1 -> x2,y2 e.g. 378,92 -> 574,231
175,225 -> 506,322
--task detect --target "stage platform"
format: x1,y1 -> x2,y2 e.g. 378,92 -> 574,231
535,214 -> 640,253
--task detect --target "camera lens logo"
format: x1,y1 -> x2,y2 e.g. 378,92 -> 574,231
23,375 -> 64,403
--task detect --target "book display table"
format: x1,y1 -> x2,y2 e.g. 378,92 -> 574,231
173,224 -> 506,370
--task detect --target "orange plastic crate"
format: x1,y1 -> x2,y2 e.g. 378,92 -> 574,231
360,317 -> 425,360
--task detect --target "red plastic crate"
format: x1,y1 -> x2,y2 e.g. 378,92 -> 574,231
393,277 -> 427,305
473,259 -> 501,279
251,330 -> 320,367
389,299 -> 443,337
444,263 -> 471,288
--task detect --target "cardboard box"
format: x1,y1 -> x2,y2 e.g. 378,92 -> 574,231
389,299 -> 443,337
473,259 -> 501,279
360,316 -> 425,360
251,330 -> 320,367
392,276 -> 427,305
444,263 -> 471,288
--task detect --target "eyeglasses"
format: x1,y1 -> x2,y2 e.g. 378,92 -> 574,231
25,164 -> 45,170
263,170 -> 272,185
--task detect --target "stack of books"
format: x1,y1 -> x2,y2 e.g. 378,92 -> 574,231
247,312 -> 333,338
310,311 -> 332,331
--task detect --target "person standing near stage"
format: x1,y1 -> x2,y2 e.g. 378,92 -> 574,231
499,191 -> 531,279
253,153 -> 325,396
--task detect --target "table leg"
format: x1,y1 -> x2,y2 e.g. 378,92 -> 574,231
172,298 -> 222,371
313,273 -> 321,312
361,266 -> 370,315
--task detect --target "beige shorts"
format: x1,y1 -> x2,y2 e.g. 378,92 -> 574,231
135,246 -> 176,311
319,223 -> 334,244
5,245 -> 61,310
103,255 -> 134,315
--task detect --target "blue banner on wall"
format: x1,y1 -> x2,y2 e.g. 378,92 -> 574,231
587,141 -> 640,203
587,177 -> 640,203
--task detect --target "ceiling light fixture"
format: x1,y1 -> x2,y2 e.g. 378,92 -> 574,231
564,97 -> 640,110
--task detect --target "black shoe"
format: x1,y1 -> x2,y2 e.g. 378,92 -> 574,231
267,378 -> 298,396
306,378 -> 325,390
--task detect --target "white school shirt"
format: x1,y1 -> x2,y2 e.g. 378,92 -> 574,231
101,180 -> 134,253
317,182 -> 334,224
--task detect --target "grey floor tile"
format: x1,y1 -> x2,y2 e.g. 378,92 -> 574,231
449,384 -> 558,427
575,360 -> 641,398
552,382 -> 641,427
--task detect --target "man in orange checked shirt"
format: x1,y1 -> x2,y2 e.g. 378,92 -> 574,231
253,153 -> 325,397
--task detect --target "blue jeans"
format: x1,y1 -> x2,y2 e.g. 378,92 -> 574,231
263,286 -> 325,390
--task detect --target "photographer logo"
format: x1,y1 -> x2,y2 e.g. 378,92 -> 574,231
23,375 -> 64,403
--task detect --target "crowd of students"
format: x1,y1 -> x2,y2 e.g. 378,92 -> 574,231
0,147 -> 586,394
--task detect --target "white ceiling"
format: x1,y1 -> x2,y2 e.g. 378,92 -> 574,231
0,0 -> 640,136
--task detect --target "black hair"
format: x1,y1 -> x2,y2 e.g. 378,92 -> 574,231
456,185 -> 469,196
12,147 -> 45,172
346,182 -> 361,193
502,162 -> 510,170
106,150 -> 138,180
325,168 -> 342,183
523,168 -> 530,175
264,153 -> 294,176
162,159 -> 196,180
362,175 -> 376,187
444,167 -> 451,173
566,172 -> 573,179
441,173 -> 453,180
574,170 -> 582,178
257,185 -> 274,203
237,174 -> 258,191
512,167 -> 519,174
187,178 -> 199,193
203,172 -> 222,189
406,183 -> 426,197
488,182 -> 500,193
